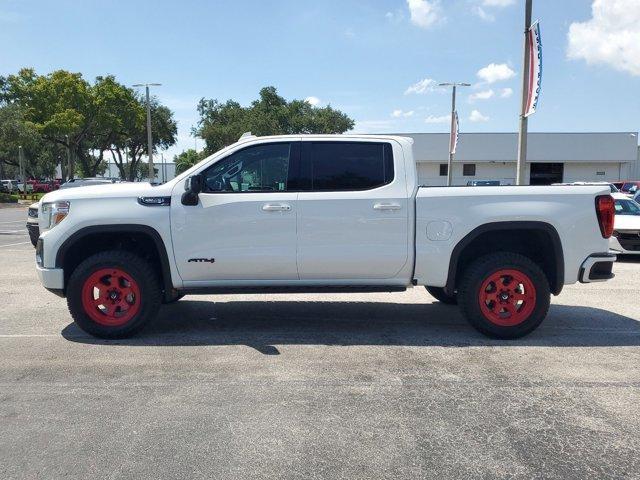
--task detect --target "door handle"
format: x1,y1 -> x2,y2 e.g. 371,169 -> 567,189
373,202 -> 402,211
262,203 -> 291,212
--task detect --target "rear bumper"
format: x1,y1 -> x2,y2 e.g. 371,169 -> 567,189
609,235 -> 640,254
578,253 -> 616,283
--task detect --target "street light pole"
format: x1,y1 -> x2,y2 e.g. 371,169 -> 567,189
133,83 -> 161,182
516,0 -> 533,185
438,82 -> 470,186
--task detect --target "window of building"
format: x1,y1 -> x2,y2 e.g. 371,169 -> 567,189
203,143 -> 291,192
308,142 -> 394,191
463,163 -> 476,176
439,164 -> 448,176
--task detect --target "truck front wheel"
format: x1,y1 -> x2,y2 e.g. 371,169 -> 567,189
67,250 -> 161,338
458,252 -> 550,339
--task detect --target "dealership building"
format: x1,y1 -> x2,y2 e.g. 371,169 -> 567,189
400,132 -> 639,186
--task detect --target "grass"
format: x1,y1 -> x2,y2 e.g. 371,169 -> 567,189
0,192 -> 45,203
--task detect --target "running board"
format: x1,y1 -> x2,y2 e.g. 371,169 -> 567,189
179,285 -> 408,295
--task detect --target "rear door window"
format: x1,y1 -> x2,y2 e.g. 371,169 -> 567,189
304,142 -> 394,191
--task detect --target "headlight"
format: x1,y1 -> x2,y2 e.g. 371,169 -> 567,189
41,201 -> 70,229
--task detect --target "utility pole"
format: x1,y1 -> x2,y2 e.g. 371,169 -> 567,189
516,0 -> 533,185
438,82 -> 470,186
133,83 -> 161,182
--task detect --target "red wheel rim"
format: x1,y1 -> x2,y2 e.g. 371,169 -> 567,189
478,269 -> 536,327
81,268 -> 141,327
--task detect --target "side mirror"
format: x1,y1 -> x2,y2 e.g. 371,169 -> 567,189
181,174 -> 204,206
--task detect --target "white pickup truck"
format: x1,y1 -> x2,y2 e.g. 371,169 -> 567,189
35,134 -> 616,339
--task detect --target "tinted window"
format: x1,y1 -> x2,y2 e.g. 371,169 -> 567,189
308,142 -> 393,191
203,143 -> 290,193
463,164 -> 476,176
439,164 -> 448,176
614,199 -> 640,215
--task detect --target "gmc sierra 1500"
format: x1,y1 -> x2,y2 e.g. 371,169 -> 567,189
35,134 -> 616,339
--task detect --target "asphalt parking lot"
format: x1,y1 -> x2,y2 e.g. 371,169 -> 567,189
0,205 -> 639,479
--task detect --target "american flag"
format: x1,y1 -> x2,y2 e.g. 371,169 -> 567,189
525,21 -> 542,117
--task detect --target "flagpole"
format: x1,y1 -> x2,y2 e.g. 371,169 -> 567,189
439,82 -> 470,186
447,85 -> 456,186
516,0 -> 533,186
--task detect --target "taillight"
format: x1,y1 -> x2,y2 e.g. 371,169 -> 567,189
595,195 -> 615,238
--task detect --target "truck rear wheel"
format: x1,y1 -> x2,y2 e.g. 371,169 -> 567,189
67,250 -> 161,338
458,252 -> 550,339
425,286 -> 457,305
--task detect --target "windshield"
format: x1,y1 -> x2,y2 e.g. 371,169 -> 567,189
614,199 -> 640,215
621,182 -> 637,192
609,184 -> 619,193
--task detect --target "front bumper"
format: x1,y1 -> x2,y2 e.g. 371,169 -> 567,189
578,253 -> 616,283
36,264 -> 64,291
35,237 -> 64,295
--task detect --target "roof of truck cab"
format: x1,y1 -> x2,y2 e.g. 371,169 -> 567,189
235,134 -> 414,145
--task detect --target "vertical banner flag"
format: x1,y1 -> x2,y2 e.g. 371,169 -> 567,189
449,111 -> 459,154
525,21 -> 542,117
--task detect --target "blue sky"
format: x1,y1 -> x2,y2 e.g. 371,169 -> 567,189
1,0 -> 639,159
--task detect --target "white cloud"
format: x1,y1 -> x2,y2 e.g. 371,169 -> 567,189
425,114 -> 451,124
405,77 -> 438,94
469,109 -> 490,122
305,96 -> 321,106
500,87 -> 513,98
469,89 -> 494,102
567,0 -> 640,76
407,0 -> 442,29
344,28 -> 356,38
474,7 -> 495,22
482,0 -> 515,6
392,109 -> 415,117
385,9 -> 405,24
477,63 -> 516,83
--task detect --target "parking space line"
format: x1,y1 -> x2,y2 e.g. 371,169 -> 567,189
0,334 -> 60,338
0,241 -> 31,248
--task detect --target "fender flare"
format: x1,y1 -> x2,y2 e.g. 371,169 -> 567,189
445,221 -> 564,295
55,224 -> 174,297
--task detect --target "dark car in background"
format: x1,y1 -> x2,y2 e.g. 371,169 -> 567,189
26,203 -> 39,247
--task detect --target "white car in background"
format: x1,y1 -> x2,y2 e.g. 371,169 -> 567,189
553,181 -> 619,193
609,193 -> 640,255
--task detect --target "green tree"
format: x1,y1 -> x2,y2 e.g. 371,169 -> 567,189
0,69 -> 178,181
196,86 -> 354,153
107,97 -> 177,181
0,103 -> 58,179
174,149 -> 203,175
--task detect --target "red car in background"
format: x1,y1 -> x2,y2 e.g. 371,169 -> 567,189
26,179 -> 59,193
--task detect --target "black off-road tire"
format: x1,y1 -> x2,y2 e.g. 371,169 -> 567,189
425,286 -> 457,305
67,250 -> 161,339
458,252 -> 550,339
28,226 -> 39,247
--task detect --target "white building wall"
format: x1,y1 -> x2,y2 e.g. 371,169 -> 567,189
403,132 -> 639,186
417,162 -> 517,186
562,162 -> 624,183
